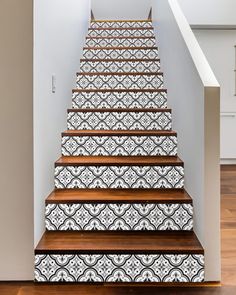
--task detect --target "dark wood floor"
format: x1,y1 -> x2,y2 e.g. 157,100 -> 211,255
0,165 -> 236,295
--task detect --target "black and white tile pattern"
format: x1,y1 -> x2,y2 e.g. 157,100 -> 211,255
72,91 -> 167,109
46,203 -> 193,231
83,48 -> 159,60
35,254 -> 204,282
80,60 -> 161,73
76,74 -> 163,90
85,37 -> 156,47
90,21 -> 153,28
88,29 -> 154,38
67,111 -> 172,131
61,135 -> 177,156
35,19 -> 205,283
54,165 -> 184,189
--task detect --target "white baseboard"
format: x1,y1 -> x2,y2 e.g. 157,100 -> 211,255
220,159 -> 236,165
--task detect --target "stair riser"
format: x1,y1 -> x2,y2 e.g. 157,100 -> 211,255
83,48 -> 159,60
72,91 -> 167,109
61,135 -> 177,156
90,21 -> 153,28
67,111 -> 171,131
80,60 -> 161,73
35,254 -> 204,282
88,29 -> 154,38
46,203 -> 193,231
85,38 -> 156,47
76,74 -> 163,90
54,165 -> 184,189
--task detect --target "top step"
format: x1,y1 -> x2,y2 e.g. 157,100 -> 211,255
90,20 -> 153,29
87,28 -> 154,38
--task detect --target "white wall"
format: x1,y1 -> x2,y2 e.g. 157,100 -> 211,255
194,30 -> 236,161
152,0 -> 220,281
0,0 -> 33,280
91,0 -> 151,20
193,30 -> 236,112
178,0 -> 236,26
34,0 -> 91,245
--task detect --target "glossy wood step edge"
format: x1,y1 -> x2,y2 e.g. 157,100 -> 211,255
72,88 -> 167,93
62,130 -> 177,136
88,27 -> 154,31
35,232 -> 203,254
55,156 -> 184,166
83,46 -> 158,50
76,72 -> 163,76
45,188 -> 192,204
85,36 -> 155,40
67,108 -> 171,113
80,58 -> 160,62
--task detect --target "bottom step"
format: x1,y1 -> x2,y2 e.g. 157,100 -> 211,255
35,232 -> 204,283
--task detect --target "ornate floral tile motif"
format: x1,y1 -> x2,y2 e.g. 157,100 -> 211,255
54,165 -> 184,189
61,135 -> 177,156
35,254 -> 204,282
46,203 -> 193,231
80,60 -> 161,73
72,91 -> 167,109
83,48 -> 159,60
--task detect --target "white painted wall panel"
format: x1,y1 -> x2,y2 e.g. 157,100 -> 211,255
193,30 -> 236,160
152,0 -> 220,281
34,0 -> 91,245
178,0 -> 236,26
91,0 -> 151,20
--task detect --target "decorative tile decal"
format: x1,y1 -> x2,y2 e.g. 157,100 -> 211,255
83,48 -> 159,60
85,37 -> 156,47
61,135 -> 177,156
76,74 -> 163,90
54,165 -> 184,189
88,29 -> 154,38
35,254 -> 204,282
67,111 -> 171,131
90,21 -> 153,28
46,203 -> 193,231
72,91 -> 167,109
80,60 -> 161,73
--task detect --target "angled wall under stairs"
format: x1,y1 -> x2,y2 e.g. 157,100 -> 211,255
35,19 -> 204,283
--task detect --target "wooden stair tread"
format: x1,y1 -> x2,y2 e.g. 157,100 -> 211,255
67,108 -> 170,113
35,231 -> 203,254
62,130 -> 176,136
72,88 -> 167,93
55,156 -> 183,166
76,72 -> 163,76
46,189 -> 191,204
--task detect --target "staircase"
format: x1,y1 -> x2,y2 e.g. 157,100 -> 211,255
35,19 -> 204,283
